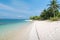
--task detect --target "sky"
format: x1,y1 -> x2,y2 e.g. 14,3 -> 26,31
0,0 -> 60,19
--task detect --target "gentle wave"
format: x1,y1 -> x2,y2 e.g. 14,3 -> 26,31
25,20 -> 32,22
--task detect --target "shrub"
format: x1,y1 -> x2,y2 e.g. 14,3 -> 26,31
50,17 -> 58,21
30,16 -> 40,20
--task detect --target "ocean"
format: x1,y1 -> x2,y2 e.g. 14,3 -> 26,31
0,19 -> 31,39
0,19 -> 28,25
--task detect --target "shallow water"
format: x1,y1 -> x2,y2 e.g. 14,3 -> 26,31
0,19 -> 31,40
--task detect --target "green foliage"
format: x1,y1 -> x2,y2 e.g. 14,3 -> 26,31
40,0 -> 60,20
30,16 -> 34,20
57,13 -> 60,18
48,0 -> 60,17
30,16 -> 40,20
50,17 -> 58,21
40,9 -> 48,20
30,0 -> 60,21
40,9 -> 54,20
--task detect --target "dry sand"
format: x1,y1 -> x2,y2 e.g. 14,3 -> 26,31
35,21 -> 60,40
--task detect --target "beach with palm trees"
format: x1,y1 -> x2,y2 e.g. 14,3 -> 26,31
0,0 -> 60,40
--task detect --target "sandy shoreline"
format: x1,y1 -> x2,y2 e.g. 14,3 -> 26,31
0,22 -> 33,40
0,21 -> 60,40
29,21 -> 60,40
34,21 -> 60,40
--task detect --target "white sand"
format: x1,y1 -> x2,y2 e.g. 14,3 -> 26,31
34,21 -> 60,40
0,21 -> 60,40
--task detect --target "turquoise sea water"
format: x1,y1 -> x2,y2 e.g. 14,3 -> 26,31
0,19 -> 31,35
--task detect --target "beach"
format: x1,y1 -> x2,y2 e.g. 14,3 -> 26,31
0,21 -> 60,40
34,21 -> 60,40
0,21 -> 33,40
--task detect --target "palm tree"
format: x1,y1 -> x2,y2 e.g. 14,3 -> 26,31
48,0 -> 60,18
40,9 -> 47,20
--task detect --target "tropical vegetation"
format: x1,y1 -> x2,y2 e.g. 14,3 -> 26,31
30,0 -> 60,21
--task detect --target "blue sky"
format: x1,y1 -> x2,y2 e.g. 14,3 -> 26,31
0,0 -> 60,19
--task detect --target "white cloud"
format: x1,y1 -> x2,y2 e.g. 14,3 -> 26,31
17,16 -> 23,18
0,0 -> 41,17
0,3 -> 30,14
12,0 -> 30,10
0,3 -> 14,10
0,3 -> 41,15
